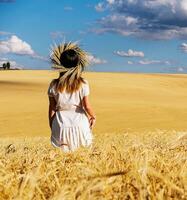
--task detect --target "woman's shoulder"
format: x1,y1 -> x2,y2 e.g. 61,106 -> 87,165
47,79 -> 58,97
81,78 -> 90,96
81,78 -> 89,90
82,78 -> 89,85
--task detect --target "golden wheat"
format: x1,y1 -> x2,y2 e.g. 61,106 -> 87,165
0,130 -> 186,200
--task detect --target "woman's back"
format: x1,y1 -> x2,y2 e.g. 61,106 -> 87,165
47,78 -> 93,152
48,79 -> 90,109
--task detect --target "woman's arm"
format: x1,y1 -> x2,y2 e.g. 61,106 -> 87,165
82,96 -> 96,129
48,97 -> 56,129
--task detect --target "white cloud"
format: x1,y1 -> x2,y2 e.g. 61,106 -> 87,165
95,0 -> 116,12
180,43 -> 187,52
30,54 -> 49,62
166,66 -> 187,73
100,14 -> 138,26
181,0 -> 187,12
0,35 -> 47,61
107,0 -> 115,4
176,66 -> 187,73
87,55 -> 107,65
0,35 -> 34,55
127,61 -> 133,64
164,61 -> 170,65
178,67 -> 184,72
139,60 -> 159,65
91,14 -> 138,36
138,59 -> 170,65
95,2 -> 105,12
115,49 -> 144,57
93,0 -> 187,39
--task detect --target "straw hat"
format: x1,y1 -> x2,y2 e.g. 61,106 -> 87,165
50,41 -> 90,86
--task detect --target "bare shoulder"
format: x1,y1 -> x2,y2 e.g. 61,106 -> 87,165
81,79 -> 89,91
82,78 -> 89,85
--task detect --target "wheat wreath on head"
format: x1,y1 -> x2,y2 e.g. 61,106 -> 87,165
50,41 -> 90,86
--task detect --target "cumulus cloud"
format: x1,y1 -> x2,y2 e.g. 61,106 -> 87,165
107,0 -> 115,4
93,0 -> 187,39
115,49 -> 144,57
95,2 -> 105,12
180,43 -> 187,53
0,35 -> 47,61
95,0 -> 115,12
0,35 -> 34,55
87,55 -> 107,65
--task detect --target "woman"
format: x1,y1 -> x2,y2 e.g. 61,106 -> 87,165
47,42 -> 96,152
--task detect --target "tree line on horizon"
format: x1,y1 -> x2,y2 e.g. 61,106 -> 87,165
1,62 -> 11,70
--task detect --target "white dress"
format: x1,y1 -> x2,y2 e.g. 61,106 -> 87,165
47,79 -> 93,152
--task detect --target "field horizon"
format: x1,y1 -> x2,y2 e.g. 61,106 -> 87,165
0,70 -> 187,137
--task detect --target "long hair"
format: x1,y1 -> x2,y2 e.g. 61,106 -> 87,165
54,72 -> 86,93
50,42 -> 89,94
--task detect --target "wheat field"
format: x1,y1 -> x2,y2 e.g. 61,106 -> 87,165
0,70 -> 187,199
0,131 -> 186,199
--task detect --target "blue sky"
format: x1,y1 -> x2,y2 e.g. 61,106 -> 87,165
0,0 -> 187,73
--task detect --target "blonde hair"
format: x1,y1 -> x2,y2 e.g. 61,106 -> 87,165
54,72 -> 86,93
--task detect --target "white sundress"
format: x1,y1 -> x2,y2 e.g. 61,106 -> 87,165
47,79 -> 93,153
